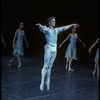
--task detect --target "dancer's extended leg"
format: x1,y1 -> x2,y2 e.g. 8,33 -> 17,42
40,46 -> 51,91
46,51 -> 56,91
9,55 -> 16,66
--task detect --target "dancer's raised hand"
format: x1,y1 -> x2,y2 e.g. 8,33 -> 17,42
35,23 -> 42,28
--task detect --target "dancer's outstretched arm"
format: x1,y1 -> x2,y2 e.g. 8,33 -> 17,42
89,38 -> 99,53
57,24 -> 79,34
78,35 -> 86,48
24,31 -> 29,48
65,24 -> 79,30
36,23 -> 49,34
36,23 -> 79,32
59,34 -> 71,48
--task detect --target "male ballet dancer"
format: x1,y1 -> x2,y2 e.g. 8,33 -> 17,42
36,17 -> 79,91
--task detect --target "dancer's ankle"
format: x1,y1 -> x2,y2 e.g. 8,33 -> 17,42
17,64 -> 21,67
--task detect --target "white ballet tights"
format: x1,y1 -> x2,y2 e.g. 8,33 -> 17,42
40,45 -> 56,91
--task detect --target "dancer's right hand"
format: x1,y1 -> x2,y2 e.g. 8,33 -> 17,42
59,44 -> 62,48
35,23 -> 42,28
88,48 -> 92,54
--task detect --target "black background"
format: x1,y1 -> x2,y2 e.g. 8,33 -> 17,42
1,0 -> 99,61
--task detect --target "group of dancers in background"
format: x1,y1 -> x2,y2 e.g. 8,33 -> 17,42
1,17 -> 99,91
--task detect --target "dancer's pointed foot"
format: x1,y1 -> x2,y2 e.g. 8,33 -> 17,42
40,83 -> 44,91
68,68 -> 74,71
45,81 -> 50,91
17,64 -> 21,67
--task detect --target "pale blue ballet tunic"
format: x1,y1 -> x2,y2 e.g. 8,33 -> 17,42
40,26 -> 71,49
94,48 -> 99,62
13,31 -> 24,56
65,35 -> 77,60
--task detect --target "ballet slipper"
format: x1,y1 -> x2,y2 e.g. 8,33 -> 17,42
68,68 -> 74,71
40,83 -> 44,91
17,64 -> 21,67
45,81 -> 50,91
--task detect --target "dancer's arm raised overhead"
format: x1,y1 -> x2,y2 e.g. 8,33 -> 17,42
89,38 -> 99,53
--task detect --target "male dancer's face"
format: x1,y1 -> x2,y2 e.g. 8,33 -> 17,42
49,18 -> 56,27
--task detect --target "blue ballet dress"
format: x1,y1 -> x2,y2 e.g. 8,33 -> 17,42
65,35 -> 77,60
13,31 -> 24,56
94,48 -> 99,62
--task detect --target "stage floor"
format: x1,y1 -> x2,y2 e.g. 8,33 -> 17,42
1,56 -> 99,100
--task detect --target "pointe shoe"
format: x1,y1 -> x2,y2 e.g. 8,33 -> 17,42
68,68 -> 74,71
45,81 -> 50,91
40,83 -> 44,91
17,64 -> 21,67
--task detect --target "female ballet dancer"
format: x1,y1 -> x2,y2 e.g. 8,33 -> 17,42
36,16 -> 79,91
88,38 -> 99,77
9,22 -> 29,67
59,26 -> 86,71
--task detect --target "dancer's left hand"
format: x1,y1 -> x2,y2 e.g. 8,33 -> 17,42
84,44 -> 86,48
72,24 -> 80,28
88,48 -> 92,54
59,44 -> 62,48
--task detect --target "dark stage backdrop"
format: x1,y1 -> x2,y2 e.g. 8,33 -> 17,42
1,0 -> 99,61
